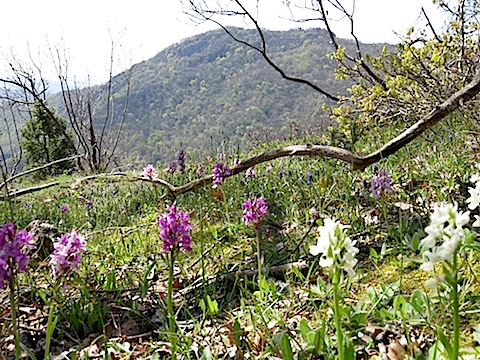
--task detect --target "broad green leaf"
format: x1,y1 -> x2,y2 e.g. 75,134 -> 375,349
280,332 -> 294,360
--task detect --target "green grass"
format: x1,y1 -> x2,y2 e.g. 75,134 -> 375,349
1,120 -> 480,359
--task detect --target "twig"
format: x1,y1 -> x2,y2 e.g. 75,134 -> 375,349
144,68 -> 480,197
0,153 -> 85,190
422,7 -> 442,43
284,220 -> 317,261
0,181 -> 59,200
107,331 -> 153,342
2,68 -> 480,201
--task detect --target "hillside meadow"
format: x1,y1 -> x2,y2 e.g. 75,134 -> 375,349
1,117 -> 480,359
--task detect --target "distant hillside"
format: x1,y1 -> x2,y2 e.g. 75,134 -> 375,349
41,28 -> 386,167
102,27 -> 389,165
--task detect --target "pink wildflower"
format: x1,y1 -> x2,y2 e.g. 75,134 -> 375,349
0,223 -> 35,289
242,198 -> 268,227
143,164 -> 158,180
212,163 -> 231,186
50,229 -> 86,279
158,202 -> 192,253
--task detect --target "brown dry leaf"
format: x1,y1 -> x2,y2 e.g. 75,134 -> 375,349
387,341 -> 406,360
210,188 -> 223,201
172,277 -> 183,289
224,322 -> 236,346
120,318 -> 141,337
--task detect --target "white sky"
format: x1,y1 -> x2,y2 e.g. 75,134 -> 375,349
0,0 -> 445,85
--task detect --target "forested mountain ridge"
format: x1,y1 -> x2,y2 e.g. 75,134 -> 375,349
64,27 -> 386,166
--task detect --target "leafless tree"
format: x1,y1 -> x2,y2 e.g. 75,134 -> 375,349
50,38 -> 132,172
0,39 -> 132,175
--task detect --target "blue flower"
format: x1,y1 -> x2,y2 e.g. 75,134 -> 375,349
307,172 -> 314,183
177,150 -> 186,173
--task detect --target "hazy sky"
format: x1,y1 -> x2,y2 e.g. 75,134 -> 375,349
0,0 -> 445,85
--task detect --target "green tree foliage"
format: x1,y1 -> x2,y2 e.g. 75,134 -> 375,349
82,27 -> 381,166
21,104 -> 75,178
317,0 -> 480,150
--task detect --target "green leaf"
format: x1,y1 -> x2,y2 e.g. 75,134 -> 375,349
393,295 -> 407,318
344,338 -> 355,360
314,327 -> 325,354
280,332 -> 294,360
37,289 -> 48,305
437,327 -> 453,359
299,318 -> 312,339
412,233 -> 420,251
202,347 -> 213,360
380,242 -> 388,256
260,277 -> 271,293
464,241 -> 480,251
292,265 -> 305,281
140,262 -> 156,299
210,226 -> 218,239
410,290 -> 427,313
350,311 -> 368,326
206,295 -> 219,316
473,325 -> 480,344
233,320 -> 242,346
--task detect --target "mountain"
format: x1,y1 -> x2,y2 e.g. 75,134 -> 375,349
2,27 -> 385,170
92,27 -> 387,166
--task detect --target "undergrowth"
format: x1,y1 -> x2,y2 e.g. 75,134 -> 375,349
1,120 -> 480,359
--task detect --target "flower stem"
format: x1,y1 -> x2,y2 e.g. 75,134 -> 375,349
9,272 -> 21,360
44,303 -> 58,360
167,251 -> 177,355
256,225 -> 263,299
199,200 -> 207,295
452,256 -> 459,360
332,268 -> 344,360
223,193 -> 230,224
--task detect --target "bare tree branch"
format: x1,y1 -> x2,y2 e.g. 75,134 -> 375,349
0,153 -> 85,190
143,67 -> 480,197
0,75 -> 78,155
0,182 -> 59,200
422,7 -> 442,43
183,0 -> 340,101
315,0 -> 387,89
2,66 -> 479,202
49,40 -> 132,172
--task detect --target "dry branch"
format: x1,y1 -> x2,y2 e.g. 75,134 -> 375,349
0,182 -> 59,200
235,260 -> 308,278
0,154 -> 85,190
0,171 -> 127,201
144,67 -> 480,198
3,67 -> 480,201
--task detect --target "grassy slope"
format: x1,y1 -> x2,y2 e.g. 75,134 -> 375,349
1,118 -> 480,358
